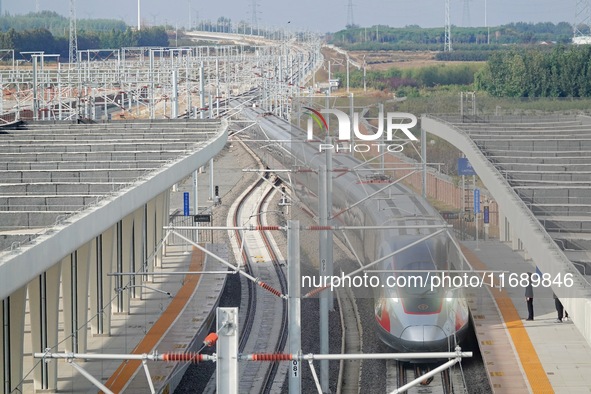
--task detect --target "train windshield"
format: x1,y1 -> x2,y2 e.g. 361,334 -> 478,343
397,261 -> 442,297
397,272 -> 441,296
397,262 -> 444,314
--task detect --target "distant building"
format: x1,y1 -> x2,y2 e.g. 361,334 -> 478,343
572,36 -> 591,45
315,78 -> 340,94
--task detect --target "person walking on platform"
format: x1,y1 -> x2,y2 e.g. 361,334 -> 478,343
553,292 -> 569,323
525,273 -> 534,321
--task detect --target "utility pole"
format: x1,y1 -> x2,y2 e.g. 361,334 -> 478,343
188,0 -> 192,30
69,0 -> 77,64
216,308 -> 238,393
318,165 -> 329,393
444,0 -> 452,51
363,56 -> 367,91
288,220 -> 301,393
250,0 -> 259,35
485,0 -> 490,44
137,0 -> 141,31
346,0 -> 355,28
421,126 -> 427,199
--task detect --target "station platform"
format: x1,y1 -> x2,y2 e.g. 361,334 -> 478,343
122,244 -> 227,393
22,244 -> 226,393
461,239 -> 591,393
23,137 -> 251,393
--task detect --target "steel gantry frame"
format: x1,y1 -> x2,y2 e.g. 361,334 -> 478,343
1,46 -> 246,121
0,36 -> 322,123
40,221 -> 470,394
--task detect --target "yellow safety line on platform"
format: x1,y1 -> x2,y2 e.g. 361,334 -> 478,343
461,245 -> 554,394
104,247 -> 204,393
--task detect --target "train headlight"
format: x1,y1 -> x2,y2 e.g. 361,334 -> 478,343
446,291 -> 453,302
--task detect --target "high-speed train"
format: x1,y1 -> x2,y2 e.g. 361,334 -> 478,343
237,99 -> 470,353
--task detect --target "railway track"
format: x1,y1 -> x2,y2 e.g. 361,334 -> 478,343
227,162 -> 288,393
240,113 -> 367,392
258,181 -> 289,392
336,285 -> 362,394
386,360 -> 466,394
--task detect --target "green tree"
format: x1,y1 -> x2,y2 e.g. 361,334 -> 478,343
475,46 -> 591,97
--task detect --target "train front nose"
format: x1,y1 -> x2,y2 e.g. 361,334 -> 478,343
400,325 -> 448,350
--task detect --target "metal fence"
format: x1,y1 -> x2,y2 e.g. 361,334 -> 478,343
168,209 -> 213,245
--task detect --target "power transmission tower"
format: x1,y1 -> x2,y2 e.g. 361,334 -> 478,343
69,0 -> 78,64
445,0 -> 452,51
137,0 -> 141,31
188,0 -> 192,30
346,0 -> 355,28
574,0 -> 591,39
36,0 -> 40,12
250,0 -> 259,35
462,0 -> 471,27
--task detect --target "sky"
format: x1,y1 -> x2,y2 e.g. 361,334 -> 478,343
2,0 -> 577,33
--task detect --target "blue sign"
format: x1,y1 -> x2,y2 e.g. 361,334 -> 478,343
458,158 -> 476,176
183,192 -> 190,216
483,206 -> 489,224
474,188 -> 480,214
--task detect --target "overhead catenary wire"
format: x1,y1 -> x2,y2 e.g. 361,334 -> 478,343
170,230 -> 287,298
